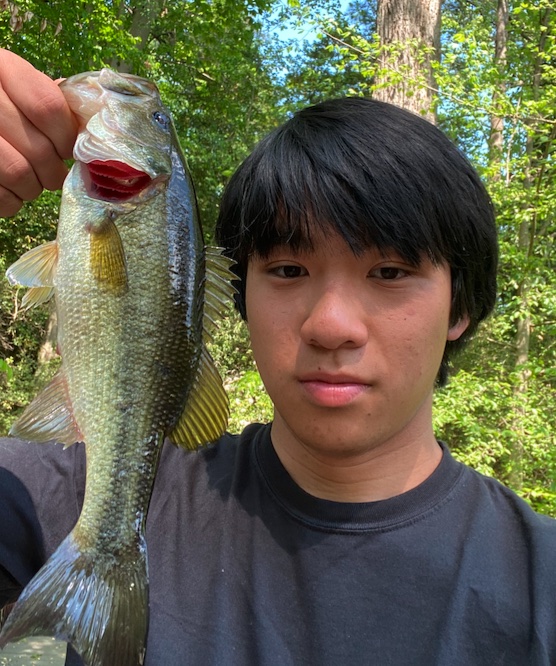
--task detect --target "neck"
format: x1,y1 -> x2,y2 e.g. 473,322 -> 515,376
270,415 -> 443,503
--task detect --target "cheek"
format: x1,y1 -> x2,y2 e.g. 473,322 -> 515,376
247,314 -> 292,377
388,308 -> 450,370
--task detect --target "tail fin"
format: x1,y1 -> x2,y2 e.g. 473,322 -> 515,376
0,531 -> 148,666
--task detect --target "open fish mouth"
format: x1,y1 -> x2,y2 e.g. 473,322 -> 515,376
84,160 -> 152,201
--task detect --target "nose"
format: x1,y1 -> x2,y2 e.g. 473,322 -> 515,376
300,284 -> 369,350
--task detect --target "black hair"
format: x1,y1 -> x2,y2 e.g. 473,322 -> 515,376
215,97 -> 498,386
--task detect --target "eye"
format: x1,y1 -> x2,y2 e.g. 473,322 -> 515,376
370,266 -> 409,280
153,111 -> 170,130
271,264 -> 307,279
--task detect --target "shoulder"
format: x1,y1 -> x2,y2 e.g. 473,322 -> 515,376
452,456 -> 556,562
0,435 -> 85,476
0,437 -> 86,587
0,437 -> 86,558
148,423 -> 268,513
156,423 -> 266,481
0,436 -> 86,512
460,460 -> 556,526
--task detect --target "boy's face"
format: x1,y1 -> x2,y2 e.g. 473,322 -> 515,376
245,232 -> 469,474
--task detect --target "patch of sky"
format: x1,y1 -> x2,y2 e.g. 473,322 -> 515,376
260,0 -> 351,85
269,0 -> 351,43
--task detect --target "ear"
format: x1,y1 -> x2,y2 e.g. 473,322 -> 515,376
447,315 -> 470,342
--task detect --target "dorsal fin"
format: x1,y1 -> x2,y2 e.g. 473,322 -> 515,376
168,348 -> 229,450
203,247 -> 236,344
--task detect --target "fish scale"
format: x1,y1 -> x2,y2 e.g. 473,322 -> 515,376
0,69 -> 235,666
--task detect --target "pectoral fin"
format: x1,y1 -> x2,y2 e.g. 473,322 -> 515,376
9,371 -> 82,448
89,216 -> 128,293
6,241 -> 58,308
21,287 -> 55,309
169,348 -> 229,450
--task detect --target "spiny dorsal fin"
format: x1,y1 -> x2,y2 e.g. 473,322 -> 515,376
203,247 -> 236,344
89,216 -> 128,294
9,371 -> 82,448
169,347 -> 229,450
6,241 -> 58,309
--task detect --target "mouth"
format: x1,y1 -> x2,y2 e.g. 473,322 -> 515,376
84,160 -> 152,201
299,374 -> 370,408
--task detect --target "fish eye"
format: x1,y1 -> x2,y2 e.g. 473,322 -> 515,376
153,111 -> 170,130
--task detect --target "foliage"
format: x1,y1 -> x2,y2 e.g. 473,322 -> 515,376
433,0 -> 556,515
0,254 -> 59,435
0,0 -> 285,432
258,0 -> 556,514
1,0 -> 555,517
0,0 -> 285,236
434,365 -> 556,515
208,305 -> 273,433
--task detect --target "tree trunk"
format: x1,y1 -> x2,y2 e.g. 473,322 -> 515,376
486,0 -> 522,487
38,311 -> 58,365
109,0 -> 164,72
374,0 -> 441,123
509,5 -> 551,490
489,0 -> 508,169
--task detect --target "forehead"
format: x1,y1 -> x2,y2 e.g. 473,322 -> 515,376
249,235 -> 449,278
251,216 -> 428,269
239,163 -> 454,267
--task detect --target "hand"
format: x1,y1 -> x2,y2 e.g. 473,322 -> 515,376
0,49 -> 78,217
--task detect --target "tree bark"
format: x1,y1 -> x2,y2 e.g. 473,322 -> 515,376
110,0 -> 164,72
374,0 -> 441,123
489,0 -> 508,169
509,5 -> 552,490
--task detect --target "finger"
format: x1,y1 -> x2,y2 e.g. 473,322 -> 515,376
0,50 -> 77,161
0,134 -> 45,202
0,108 -> 70,194
0,125 -> 67,206
0,75 -> 71,192
0,186 -> 23,218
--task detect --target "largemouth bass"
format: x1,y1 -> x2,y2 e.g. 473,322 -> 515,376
0,70 -> 234,666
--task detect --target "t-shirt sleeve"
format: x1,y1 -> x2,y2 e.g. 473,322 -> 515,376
0,437 -> 85,605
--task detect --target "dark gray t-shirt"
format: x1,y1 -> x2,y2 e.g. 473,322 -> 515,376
1,423 -> 556,665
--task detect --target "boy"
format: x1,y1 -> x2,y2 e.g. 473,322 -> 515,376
0,50 -> 555,665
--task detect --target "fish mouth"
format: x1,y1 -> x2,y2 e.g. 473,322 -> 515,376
84,160 -> 153,201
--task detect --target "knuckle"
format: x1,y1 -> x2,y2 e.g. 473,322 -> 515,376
29,88 -> 67,120
40,164 -> 68,192
30,136 -> 59,164
2,153 -> 33,185
0,188 -> 24,217
0,155 -> 42,200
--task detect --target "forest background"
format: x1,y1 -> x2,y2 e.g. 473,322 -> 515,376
0,0 -> 555,515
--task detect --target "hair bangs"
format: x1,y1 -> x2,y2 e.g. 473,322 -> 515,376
235,131 -> 447,269
216,97 -> 498,384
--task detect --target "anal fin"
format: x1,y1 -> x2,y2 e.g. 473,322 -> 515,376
9,371 -> 82,448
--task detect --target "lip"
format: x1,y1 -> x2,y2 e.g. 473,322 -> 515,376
299,373 -> 370,407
